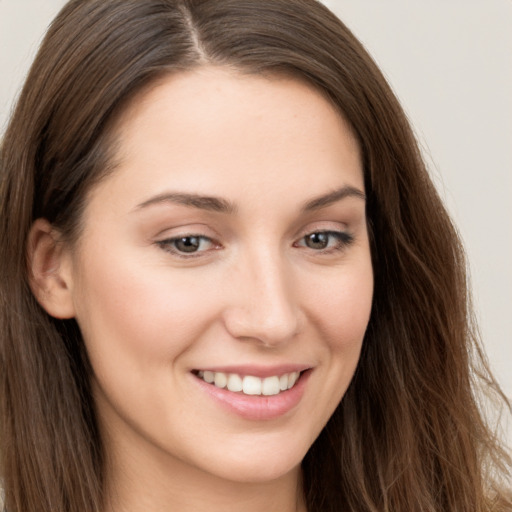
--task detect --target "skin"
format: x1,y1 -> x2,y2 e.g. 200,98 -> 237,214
31,67 -> 373,512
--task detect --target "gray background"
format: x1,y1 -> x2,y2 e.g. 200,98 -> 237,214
1,0 -> 511,441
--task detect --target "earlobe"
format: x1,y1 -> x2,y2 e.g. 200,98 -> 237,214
27,218 -> 76,319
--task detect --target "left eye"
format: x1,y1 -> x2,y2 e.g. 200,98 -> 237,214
297,231 -> 353,251
158,235 -> 215,255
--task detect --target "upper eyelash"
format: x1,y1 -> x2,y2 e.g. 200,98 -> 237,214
156,235 -> 216,258
297,230 -> 354,252
156,230 -> 354,259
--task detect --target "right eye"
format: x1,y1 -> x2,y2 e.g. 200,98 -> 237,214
157,235 -> 217,257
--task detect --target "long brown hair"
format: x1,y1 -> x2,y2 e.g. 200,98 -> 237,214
1,1 -> 510,511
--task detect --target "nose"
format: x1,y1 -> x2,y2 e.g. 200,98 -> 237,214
222,248 -> 302,347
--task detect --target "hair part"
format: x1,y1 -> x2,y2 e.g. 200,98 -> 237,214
1,1 -> 510,511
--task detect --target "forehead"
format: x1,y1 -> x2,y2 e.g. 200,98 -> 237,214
92,66 -> 363,214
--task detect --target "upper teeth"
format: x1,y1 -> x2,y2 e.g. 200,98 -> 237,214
197,371 -> 301,396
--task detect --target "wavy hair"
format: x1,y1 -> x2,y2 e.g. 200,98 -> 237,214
1,1 -> 510,511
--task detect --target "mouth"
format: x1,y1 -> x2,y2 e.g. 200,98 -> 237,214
191,367 -> 312,420
192,369 -> 305,397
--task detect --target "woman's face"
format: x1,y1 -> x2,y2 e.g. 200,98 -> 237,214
65,68 -> 373,485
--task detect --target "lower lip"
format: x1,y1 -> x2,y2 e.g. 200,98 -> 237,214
193,370 -> 311,421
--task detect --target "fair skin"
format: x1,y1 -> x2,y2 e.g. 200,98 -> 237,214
30,67 -> 373,512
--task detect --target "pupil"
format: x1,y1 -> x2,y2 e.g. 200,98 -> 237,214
175,236 -> 200,253
306,232 -> 328,249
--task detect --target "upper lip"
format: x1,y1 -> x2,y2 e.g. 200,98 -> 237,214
192,364 -> 312,378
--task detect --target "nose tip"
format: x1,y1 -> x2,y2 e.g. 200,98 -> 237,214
224,303 -> 300,347
222,260 -> 302,347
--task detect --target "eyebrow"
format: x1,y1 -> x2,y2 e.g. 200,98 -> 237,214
134,185 -> 365,215
134,192 -> 237,214
301,186 -> 366,212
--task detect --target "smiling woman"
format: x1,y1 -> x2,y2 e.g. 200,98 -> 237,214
0,1 -> 510,512
30,70 -> 373,495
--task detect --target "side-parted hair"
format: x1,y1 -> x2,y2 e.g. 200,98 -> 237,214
0,1 -> 510,511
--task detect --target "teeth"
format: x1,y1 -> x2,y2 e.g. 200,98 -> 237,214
196,370 -> 302,396
243,375 -> 262,395
262,376 -> 280,396
288,372 -> 298,388
214,372 -> 227,388
227,373 -> 243,392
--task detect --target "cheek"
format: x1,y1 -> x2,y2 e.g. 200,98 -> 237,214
304,261 -> 373,353
294,259 -> 373,433
72,250 -> 220,367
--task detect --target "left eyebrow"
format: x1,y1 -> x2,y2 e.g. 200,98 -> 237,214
133,192 -> 237,214
301,186 -> 366,212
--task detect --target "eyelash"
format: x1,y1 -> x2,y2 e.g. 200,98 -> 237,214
294,230 -> 354,252
156,235 -> 218,259
156,230 -> 354,259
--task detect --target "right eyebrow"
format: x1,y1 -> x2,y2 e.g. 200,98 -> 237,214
301,185 -> 366,212
133,192 -> 238,214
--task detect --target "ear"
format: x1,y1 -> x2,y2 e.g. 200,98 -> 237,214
27,218 -> 76,319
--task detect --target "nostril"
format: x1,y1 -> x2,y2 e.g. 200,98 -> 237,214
222,305 -> 301,347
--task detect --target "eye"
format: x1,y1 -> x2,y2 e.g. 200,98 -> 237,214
157,235 -> 216,256
296,230 -> 354,252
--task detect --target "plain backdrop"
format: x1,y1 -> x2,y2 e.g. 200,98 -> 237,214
1,1 -> 511,441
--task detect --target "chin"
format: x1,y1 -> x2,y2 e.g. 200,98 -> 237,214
194,436 -> 309,485
212,459 -> 302,485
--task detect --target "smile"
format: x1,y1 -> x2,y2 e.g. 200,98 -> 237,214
195,370 -> 301,396
192,367 -> 312,420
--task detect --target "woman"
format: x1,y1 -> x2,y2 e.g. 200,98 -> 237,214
0,1 -> 510,511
